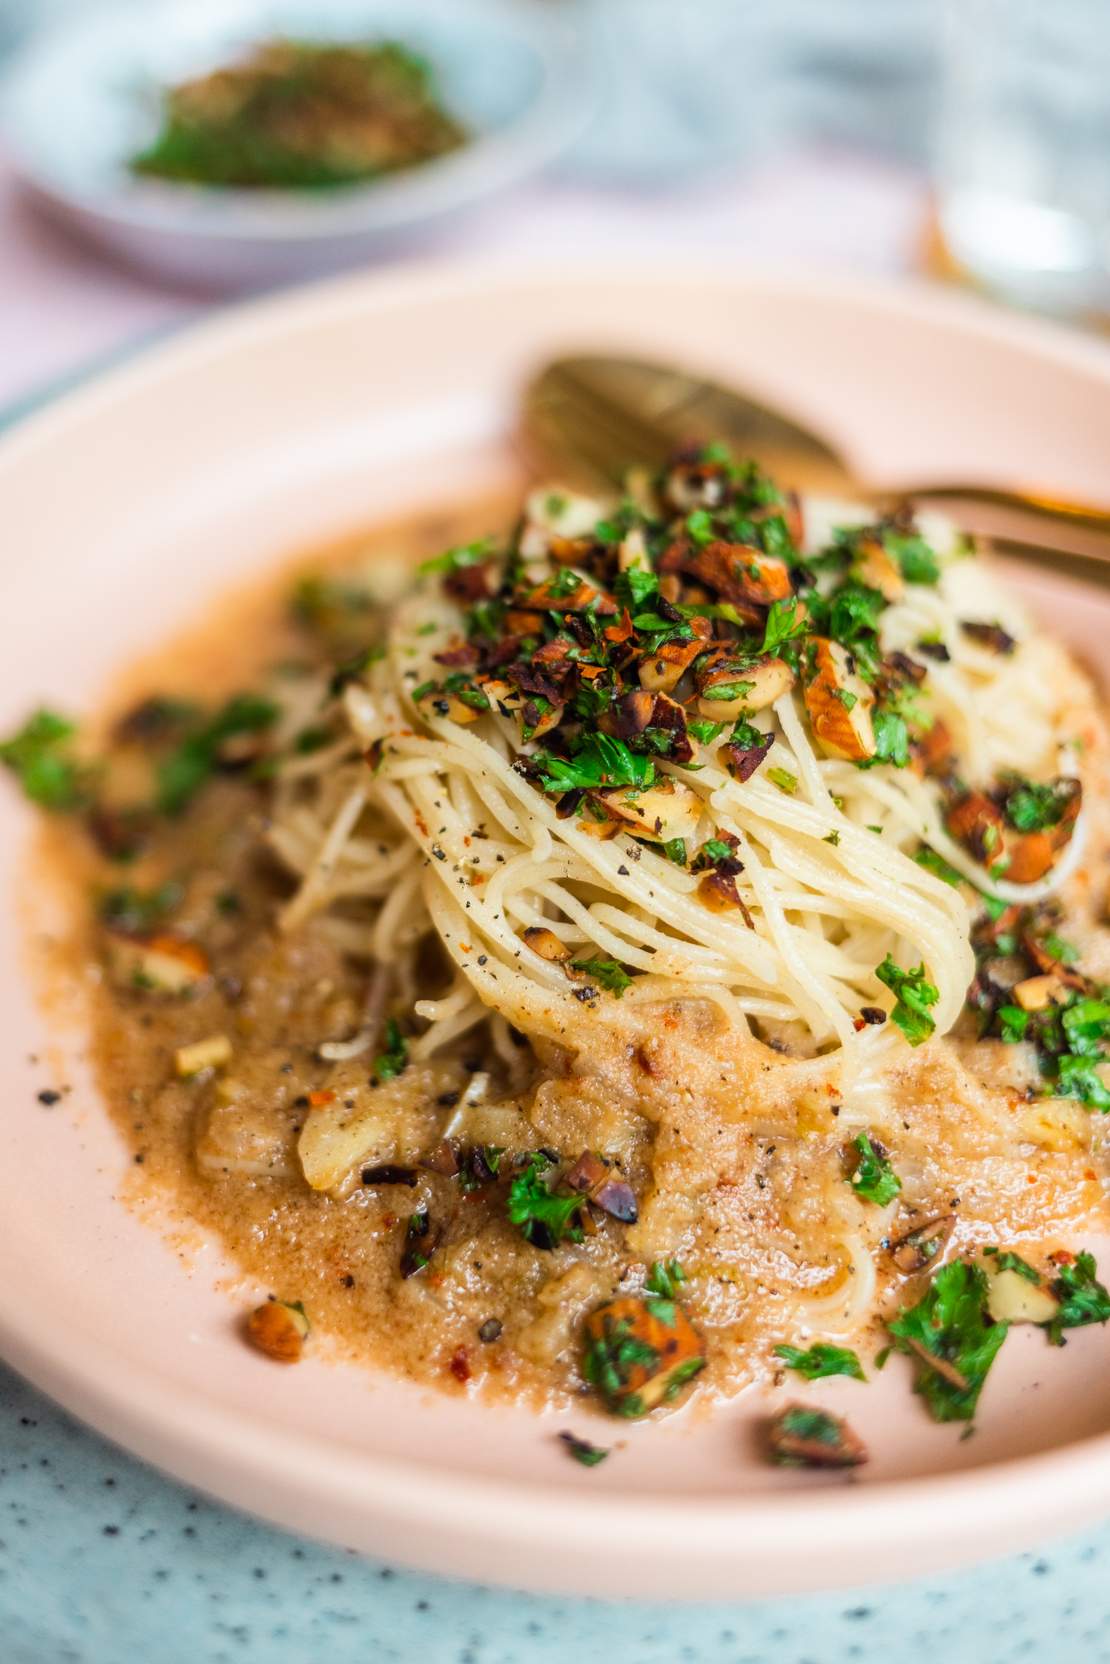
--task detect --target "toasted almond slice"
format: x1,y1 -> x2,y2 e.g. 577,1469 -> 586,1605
639,637 -> 707,695
852,534 -> 904,603
985,1266 -> 1060,1325
523,926 -> 572,962
245,1299 -> 310,1364
618,524 -> 650,573
597,780 -> 701,844
803,638 -> 876,761
582,1293 -> 704,1415
520,572 -> 616,615
1013,973 -> 1068,1012
696,655 -> 794,721
106,931 -> 210,995
946,791 -> 1006,866
175,1034 -> 233,1078
518,487 -> 607,559
417,688 -> 482,726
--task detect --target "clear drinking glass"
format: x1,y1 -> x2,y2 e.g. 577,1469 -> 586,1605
934,0 -> 1110,320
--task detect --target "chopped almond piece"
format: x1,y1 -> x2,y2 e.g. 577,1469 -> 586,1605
803,638 -> 876,761
519,573 -> 616,615
984,1266 -> 1060,1326
945,792 -> 1006,866
888,1214 -> 955,1274
696,655 -> 793,721
1004,833 -> 1059,885
175,1034 -> 233,1078
582,1293 -> 704,1416
768,1404 -> 867,1468
638,636 -> 707,695
618,525 -> 650,573
245,1299 -> 310,1364
912,718 -> 955,779
852,534 -> 904,603
597,780 -> 701,844
523,926 -> 572,962
416,688 -> 481,726
106,931 -> 210,995
1013,973 -> 1068,1012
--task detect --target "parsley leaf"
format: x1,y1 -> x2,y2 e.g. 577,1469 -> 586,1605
997,1005 -> 1030,1044
1056,1053 -> 1110,1112
914,847 -> 965,887
372,1018 -> 408,1082
766,767 -> 797,794
0,709 -> 88,810
869,709 -> 910,769
1061,999 -> 1110,1057
687,719 -> 727,745
849,1132 -> 901,1206
533,733 -> 655,795
156,694 -> 280,814
570,957 -> 632,997
761,597 -> 807,656
614,566 -> 660,613
774,1342 -> 866,1382
876,955 -> 938,1046
1003,778 -> 1074,833
418,538 -> 494,577
1044,1251 -> 1110,1345
507,1153 -> 583,1248
645,1260 -> 686,1300
883,529 -> 940,585
558,1431 -> 610,1468
888,1260 -> 1008,1422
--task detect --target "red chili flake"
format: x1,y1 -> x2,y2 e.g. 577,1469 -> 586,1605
307,1089 -> 335,1109
448,1346 -> 471,1383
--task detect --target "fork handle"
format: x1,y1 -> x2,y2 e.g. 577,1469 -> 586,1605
907,484 -> 1110,556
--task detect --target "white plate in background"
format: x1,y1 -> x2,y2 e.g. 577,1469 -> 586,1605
0,0 -> 591,288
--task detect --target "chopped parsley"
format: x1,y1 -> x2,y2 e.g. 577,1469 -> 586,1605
157,694 -> 280,814
613,566 -> 659,613
98,880 -> 182,933
761,597 -> 806,656
418,538 -> 494,578
766,767 -> 797,795
869,708 -> 910,769
558,1431 -> 610,1467
0,709 -> 87,810
876,955 -> 939,1046
849,1132 -> 901,1206
533,733 -> 655,795
774,1342 -> 866,1382
507,1153 -> 583,1248
1044,1251 -> 1110,1345
883,529 -> 940,585
888,1259 -> 1008,1423
687,719 -> 727,745
1003,778 -> 1075,833
997,1005 -> 1030,1044
914,847 -> 965,887
570,957 -> 632,997
371,1018 -> 408,1083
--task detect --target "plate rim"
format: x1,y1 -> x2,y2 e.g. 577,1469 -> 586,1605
0,0 -> 592,245
5,258 -> 1110,1595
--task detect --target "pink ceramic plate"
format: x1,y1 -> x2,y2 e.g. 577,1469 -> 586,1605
3,264 -> 1110,1600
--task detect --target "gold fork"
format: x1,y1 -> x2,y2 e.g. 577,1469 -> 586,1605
520,353 -> 1110,587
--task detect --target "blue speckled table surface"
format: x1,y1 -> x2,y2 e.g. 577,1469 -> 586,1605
5,1358 -> 1110,1664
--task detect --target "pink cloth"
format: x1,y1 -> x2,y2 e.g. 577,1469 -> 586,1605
0,147 -> 926,412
